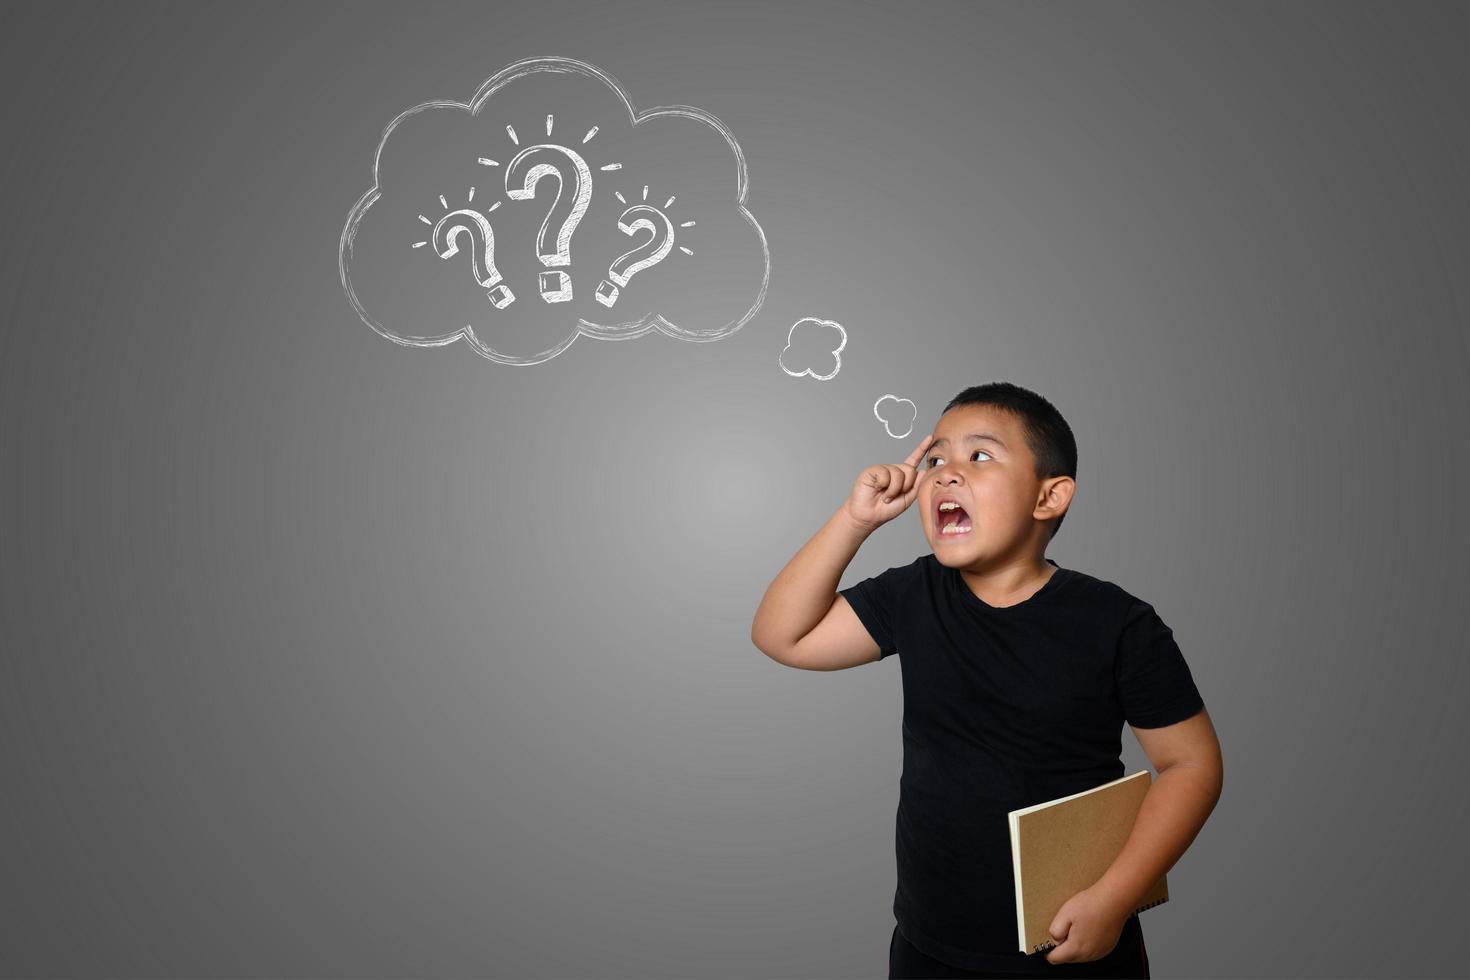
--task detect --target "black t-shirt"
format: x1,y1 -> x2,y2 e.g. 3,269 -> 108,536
840,554 -> 1205,974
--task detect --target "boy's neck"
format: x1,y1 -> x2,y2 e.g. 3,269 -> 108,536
957,554 -> 1057,608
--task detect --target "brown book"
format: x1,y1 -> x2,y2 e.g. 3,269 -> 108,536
1008,770 -> 1170,955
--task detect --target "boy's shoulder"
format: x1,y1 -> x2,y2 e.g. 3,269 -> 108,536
1054,562 -> 1141,603
1051,563 -> 1175,641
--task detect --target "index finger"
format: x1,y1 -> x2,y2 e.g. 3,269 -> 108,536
903,433 -> 935,468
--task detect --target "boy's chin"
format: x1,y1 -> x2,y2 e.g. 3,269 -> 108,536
929,535 -> 977,562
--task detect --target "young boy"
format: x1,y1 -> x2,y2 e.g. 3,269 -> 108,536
751,382 -> 1223,979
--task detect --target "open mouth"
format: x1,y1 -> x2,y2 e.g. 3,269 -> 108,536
935,500 -> 973,538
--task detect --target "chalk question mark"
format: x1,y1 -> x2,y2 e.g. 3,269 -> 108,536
594,205 -> 675,308
431,209 -> 514,309
504,144 -> 593,303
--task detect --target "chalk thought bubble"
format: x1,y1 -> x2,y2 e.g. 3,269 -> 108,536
340,57 -> 770,366
874,394 -> 918,438
779,316 -> 847,381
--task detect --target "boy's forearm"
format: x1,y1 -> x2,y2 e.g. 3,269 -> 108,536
1092,764 -> 1223,914
751,505 -> 874,654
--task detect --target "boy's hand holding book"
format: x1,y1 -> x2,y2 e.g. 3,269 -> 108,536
1041,883 -> 1133,965
1011,771 -> 1170,961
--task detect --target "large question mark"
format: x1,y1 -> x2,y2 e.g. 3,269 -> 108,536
594,205 -> 675,308
431,209 -> 514,309
504,144 -> 592,303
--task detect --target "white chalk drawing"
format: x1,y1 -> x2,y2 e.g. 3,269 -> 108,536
874,394 -> 919,439
597,203 -> 675,307
339,56 -> 770,366
504,143 -> 593,303
421,206 -> 515,309
779,316 -> 848,381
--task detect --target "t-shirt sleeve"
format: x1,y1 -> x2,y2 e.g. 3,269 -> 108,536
839,559 -> 922,660
1115,598 -> 1206,728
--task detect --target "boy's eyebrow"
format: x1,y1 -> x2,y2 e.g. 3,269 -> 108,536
929,433 -> 1007,450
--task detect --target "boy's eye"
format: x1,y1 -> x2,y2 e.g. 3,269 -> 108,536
924,449 -> 990,468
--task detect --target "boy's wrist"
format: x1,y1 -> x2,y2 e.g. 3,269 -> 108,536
835,504 -> 880,538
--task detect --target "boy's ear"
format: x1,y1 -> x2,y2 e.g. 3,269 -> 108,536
1036,476 -> 1075,522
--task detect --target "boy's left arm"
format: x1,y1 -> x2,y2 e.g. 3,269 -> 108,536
1044,706 -> 1224,964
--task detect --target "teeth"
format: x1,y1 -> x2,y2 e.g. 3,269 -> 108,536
938,501 -> 961,511
940,523 -> 972,535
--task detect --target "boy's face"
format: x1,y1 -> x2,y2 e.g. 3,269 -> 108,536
918,404 -> 1059,566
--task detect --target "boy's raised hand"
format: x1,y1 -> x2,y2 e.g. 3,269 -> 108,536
843,433 -> 935,531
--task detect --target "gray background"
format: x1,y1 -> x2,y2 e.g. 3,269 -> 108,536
2,2 -> 1467,977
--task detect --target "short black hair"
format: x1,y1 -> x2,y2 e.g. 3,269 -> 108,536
941,381 -> 1077,540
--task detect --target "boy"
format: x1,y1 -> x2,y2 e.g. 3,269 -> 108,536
751,382 -> 1223,979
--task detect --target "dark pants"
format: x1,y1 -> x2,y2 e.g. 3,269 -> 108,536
889,920 -> 1150,979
